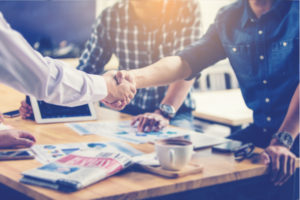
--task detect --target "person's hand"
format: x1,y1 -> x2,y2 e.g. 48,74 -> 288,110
102,70 -> 136,110
258,144 -> 297,186
19,100 -> 33,119
0,129 -> 36,148
115,70 -> 135,86
101,99 -> 127,111
102,70 -> 136,103
131,111 -> 169,132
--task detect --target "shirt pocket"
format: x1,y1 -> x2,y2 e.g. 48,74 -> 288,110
269,38 -> 298,75
223,43 -> 255,76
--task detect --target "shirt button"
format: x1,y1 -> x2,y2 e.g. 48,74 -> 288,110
250,18 -> 255,22
259,55 -> 264,60
266,117 -> 271,122
258,30 -> 263,35
265,98 -> 270,103
263,80 -> 268,84
232,47 -> 237,52
263,128 -> 268,133
283,42 -> 287,47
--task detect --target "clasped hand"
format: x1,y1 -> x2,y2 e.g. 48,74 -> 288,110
102,70 -> 136,110
254,144 -> 297,186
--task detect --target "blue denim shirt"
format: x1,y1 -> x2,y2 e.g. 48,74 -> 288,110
179,0 -> 299,131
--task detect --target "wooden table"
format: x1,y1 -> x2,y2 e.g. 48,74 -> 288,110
0,81 -> 275,200
192,89 -> 253,126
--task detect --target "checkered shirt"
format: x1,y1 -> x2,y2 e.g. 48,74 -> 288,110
77,0 -> 202,112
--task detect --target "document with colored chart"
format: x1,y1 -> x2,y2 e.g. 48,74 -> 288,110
21,149 -> 134,192
21,141 -> 145,192
31,141 -> 143,164
66,120 -> 192,144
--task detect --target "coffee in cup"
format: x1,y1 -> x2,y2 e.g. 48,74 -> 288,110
155,139 -> 193,171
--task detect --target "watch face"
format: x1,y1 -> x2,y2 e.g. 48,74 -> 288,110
164,105 -> 172,113
159,104 -> 176,118
161,104 -> 175,114
283,134 -> 293,145
278,132 -> 293,147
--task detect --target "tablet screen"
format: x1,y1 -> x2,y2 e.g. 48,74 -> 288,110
37,101 -> 91,119
27,96 -> 97,123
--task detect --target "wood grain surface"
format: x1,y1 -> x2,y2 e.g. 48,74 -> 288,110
0,59 -> 292,200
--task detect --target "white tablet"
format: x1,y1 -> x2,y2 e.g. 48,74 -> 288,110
29,96 -> 97,124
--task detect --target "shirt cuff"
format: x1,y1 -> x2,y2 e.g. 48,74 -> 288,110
90,74 -> 108,100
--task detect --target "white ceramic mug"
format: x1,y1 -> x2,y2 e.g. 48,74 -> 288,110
155,139 -> 193,171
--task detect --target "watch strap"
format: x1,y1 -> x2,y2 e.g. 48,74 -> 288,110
272,131 -> 294,149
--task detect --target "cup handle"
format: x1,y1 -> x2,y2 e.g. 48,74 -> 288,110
169,149 -> 175,166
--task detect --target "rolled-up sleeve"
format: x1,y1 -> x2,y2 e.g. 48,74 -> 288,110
178,23 -> 227,80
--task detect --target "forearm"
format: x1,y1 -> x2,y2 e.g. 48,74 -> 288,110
159,79 -> 195,111
0,14 -> 107,106
276,84 -> 299,139
131,56 -> 192,89
42,58 -> 108,106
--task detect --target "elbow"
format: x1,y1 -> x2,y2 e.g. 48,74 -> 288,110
162,56 -> 192,80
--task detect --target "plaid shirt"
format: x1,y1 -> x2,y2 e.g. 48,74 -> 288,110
78,0 -> 202,112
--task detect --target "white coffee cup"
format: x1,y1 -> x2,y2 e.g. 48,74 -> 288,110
155,139 -> 193,171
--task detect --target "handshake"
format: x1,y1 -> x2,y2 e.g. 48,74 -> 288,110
102,70 -> 135,110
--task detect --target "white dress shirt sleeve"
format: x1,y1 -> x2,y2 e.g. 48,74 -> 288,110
0,13 -> 107,106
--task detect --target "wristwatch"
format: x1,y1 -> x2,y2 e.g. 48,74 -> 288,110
158,104 -> 176,119
272,131 -> 294,149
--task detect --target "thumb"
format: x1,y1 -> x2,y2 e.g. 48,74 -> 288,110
260,151 -> 271,164
115,71 -> 125,84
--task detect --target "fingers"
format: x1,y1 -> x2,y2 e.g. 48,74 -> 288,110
143,117 -> 155,132
133,113 -> 170,132
260,152 -> 271,164
20,100 -> 33,119
19,131 -> 36,142
131,116 -> 139,126
115,71 -> 125,84
14,138 -> 35,148
138,117 -> 147,132
116,70 -> 135,85
265,145 -> 297,186
252,151 -> 270,164
276,154 -> 296,186
278,157 -> 292,186
14,130 -> 36,148
103,71 -> 136,106
0,129 -> 35,148
101,100 -> 125,111
271,152 -> 280,182
275,155 -> 288,186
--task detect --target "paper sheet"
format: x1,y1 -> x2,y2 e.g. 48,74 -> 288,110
0,123 -> 12,131
31,141 -> 143,164
66,120 -> 192,144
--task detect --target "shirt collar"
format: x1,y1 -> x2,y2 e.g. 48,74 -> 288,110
128,0 -> 168,27
241,0 -> 287,29
241,0 -> 256,29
